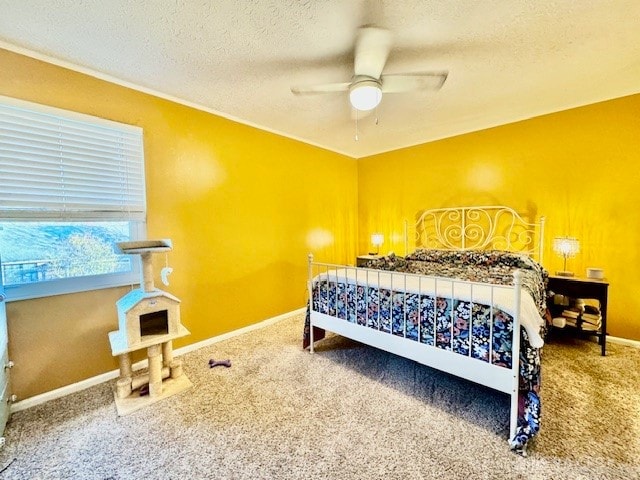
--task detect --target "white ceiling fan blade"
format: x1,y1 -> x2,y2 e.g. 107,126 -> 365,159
354,26 -> 392,79
291,82 -> 351,95
380,72 -> 448,93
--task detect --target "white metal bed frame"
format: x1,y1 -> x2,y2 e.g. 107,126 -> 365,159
307,206 -> 545,444
415,205 -> 545,262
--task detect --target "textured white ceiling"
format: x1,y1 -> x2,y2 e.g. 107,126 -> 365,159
1,1 -> 639,158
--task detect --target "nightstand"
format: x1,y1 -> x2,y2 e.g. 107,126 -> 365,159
356,255 -> 381,267
547,275 -> 609,356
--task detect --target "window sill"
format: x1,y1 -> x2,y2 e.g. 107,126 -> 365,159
4,270 -> 140,302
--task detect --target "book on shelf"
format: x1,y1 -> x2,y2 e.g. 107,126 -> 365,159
580,321 -> 600,332
561,308 -> 581,319
553,296 -> 603,331
582,298 -> 601,310
564,317 -> 578,328
583,305 -> 601,316
581,312 -> 602,324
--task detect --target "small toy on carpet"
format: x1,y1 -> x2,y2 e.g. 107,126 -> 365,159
209,358 -> 231,368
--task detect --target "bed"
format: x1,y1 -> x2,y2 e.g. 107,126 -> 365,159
303,206 -> 548,455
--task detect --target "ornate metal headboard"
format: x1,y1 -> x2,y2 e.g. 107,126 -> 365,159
414,206 -> 545,262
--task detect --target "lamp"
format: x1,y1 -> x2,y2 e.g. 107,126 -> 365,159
349,79 -> 382,111
553,237 -> 580,277
370,233 -> 384,255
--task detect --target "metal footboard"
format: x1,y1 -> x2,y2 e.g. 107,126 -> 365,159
307,253 -> 523,442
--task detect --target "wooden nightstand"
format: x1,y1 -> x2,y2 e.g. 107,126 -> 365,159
547,275 -> 609,356
356,255 -> 381,267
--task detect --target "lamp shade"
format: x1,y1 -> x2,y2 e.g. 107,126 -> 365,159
552,237 -> 580,257
552,236 -> 579,277
371,233 -> 384,247
349,81 -> 382,111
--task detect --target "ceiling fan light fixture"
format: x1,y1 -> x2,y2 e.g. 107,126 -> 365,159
349,80 -> 382,111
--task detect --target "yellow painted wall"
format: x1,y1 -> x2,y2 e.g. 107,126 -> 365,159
0,48 -> 358,399
2,44 -> 639,401
358,93 -> 640,340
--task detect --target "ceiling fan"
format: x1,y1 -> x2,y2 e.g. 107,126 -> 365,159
291,26 -> 448,113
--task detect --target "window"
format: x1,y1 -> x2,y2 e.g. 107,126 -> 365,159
0,96 -> 146,300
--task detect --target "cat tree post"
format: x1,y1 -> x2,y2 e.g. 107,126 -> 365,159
147,344 -> 163,397
140,251 -> 155,292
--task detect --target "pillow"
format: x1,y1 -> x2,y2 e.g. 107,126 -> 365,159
360,252 -> 408,271
406,248 -> 541,271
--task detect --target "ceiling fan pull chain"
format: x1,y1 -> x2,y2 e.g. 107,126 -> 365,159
354,109 -> 359,141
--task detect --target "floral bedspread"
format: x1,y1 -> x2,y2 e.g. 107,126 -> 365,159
303,249 -> 548,454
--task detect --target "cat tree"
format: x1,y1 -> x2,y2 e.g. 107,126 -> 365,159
108,239 -> 192,415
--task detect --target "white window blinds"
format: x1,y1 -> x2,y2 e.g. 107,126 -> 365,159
0,96 -> 146,221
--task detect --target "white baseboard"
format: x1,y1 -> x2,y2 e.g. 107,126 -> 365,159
562,334 -> 640,349
11,307 -> 305,413
607,335 -> 640,349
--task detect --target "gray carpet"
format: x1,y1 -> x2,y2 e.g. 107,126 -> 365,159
0,314 -> 638,479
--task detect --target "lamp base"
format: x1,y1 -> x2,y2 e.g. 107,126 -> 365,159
556,271 -> 575,277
